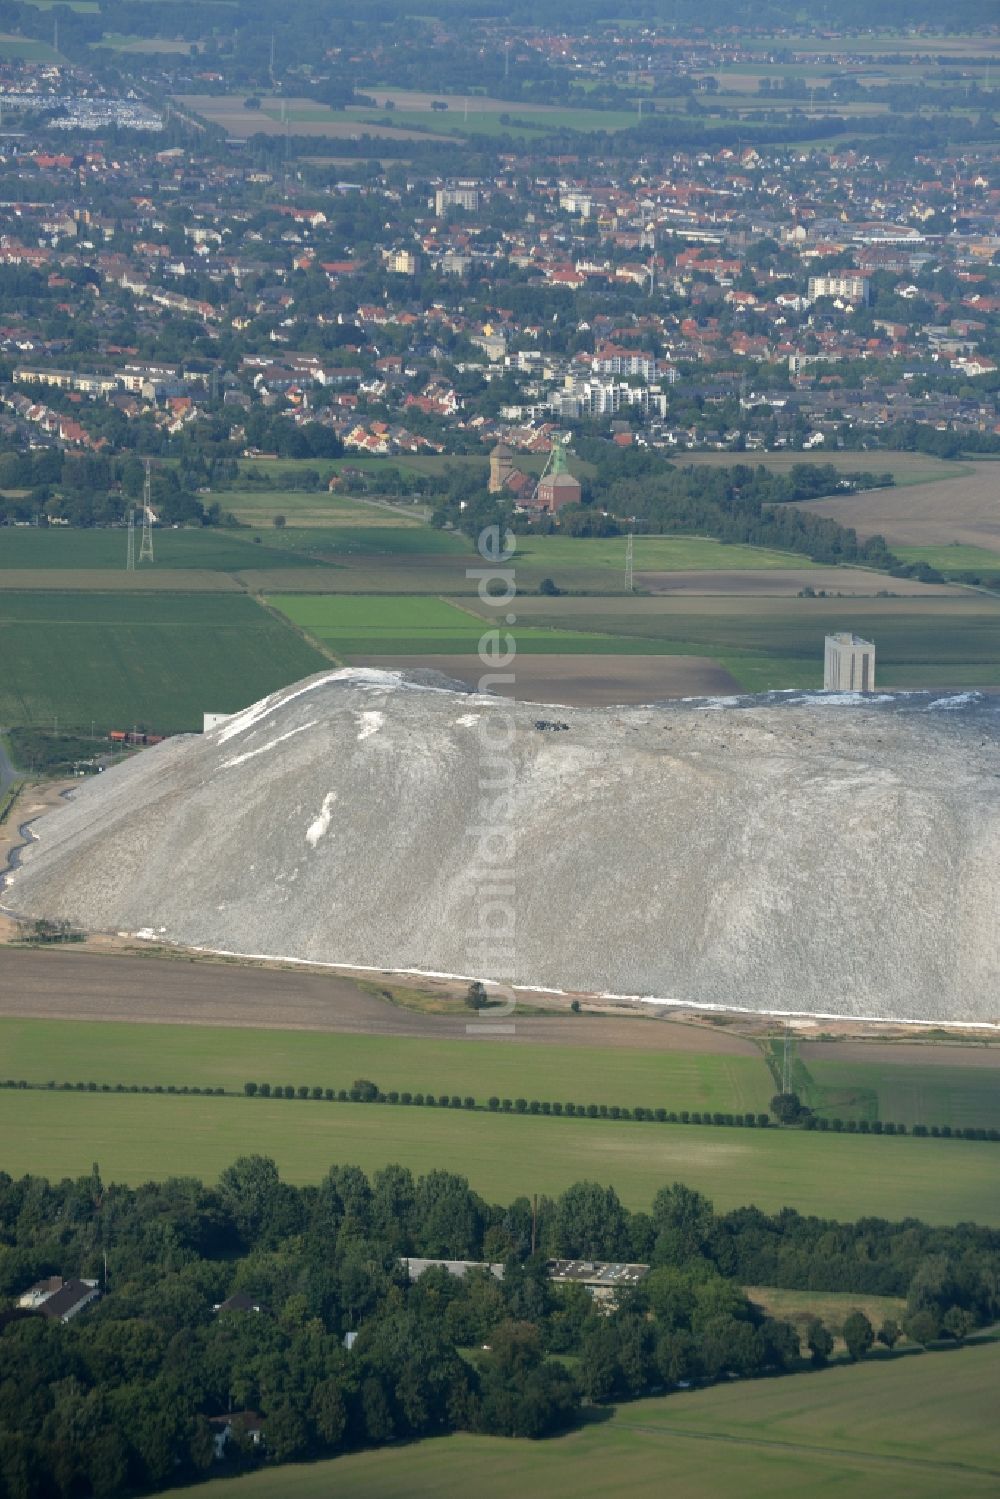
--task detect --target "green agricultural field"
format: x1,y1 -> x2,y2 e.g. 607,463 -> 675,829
514,535 -> 813,576
220,488 -> 439,530
258,528 -> 822,599
82,1339 -> 1000,1499
0,32 -> 58,58
268,592 -> 684,657
799,1057 -> 1000,1132
0,1018 -> 773,1115
1,1090 -> 997,1224
0,591 -> 327,731
0,527 -> 325,571
514,594 -> 1000,692
895,545 -> 1000,575
237,521 -> 469,559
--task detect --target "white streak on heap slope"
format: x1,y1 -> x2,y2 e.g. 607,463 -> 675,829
306,792 -> 337,849
5,670 -> 1000,1025
355,711 -> 384,742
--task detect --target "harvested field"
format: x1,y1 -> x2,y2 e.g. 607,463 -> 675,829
173,94 -> 451,141
800,1039 -> 1000,1069
6,669 -> 1000,1025
0,949 -> 760,1052
795,462 -> 1000,551
357,654 -> 741,704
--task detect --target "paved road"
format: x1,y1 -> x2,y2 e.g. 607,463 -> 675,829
0,946 -> 759,1053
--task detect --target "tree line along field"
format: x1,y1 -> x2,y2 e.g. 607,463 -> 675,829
0,591 -> 328,732
3,1016 -> 994,1136
105,1338 -> 1000,1499
0,1018 -> 773,1116
1,1088 -> 997,1226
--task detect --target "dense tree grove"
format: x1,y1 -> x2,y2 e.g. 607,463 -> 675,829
0,448 -> 225,529
433,451 -> 941,581
0,1161 -> 996,1495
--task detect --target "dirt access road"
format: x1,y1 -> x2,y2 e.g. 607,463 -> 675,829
0,946 -> 761,1055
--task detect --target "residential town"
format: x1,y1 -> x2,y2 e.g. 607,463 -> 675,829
0,22 -> 996,492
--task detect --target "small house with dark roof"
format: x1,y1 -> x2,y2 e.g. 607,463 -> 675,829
208,1412 -> 265,1460
18,1277 -> 100,1322
213,1292 -> 268,1315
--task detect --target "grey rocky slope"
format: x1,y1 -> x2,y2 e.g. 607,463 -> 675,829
4,669 -> 999,1025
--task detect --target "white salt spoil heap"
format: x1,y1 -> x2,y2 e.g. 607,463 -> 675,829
5,669 -> 1000,1025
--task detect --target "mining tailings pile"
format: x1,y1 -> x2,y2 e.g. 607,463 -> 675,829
4,669 -> 998,1026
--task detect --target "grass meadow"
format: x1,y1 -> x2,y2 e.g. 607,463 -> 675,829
0,1088 -> 997,1224
0,591 -> 327,730
102,1339 -> 1000,1498
744,1286 -> 907,1347
0,1017 -> 773,1115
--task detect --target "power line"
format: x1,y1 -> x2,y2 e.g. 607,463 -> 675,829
625,531 -> 634,593
139,460 -> 154,564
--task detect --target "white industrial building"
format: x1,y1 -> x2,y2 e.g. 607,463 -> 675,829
824,633 -> 876,692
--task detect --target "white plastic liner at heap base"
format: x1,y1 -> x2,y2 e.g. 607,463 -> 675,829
4,671 -> 1000,1026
